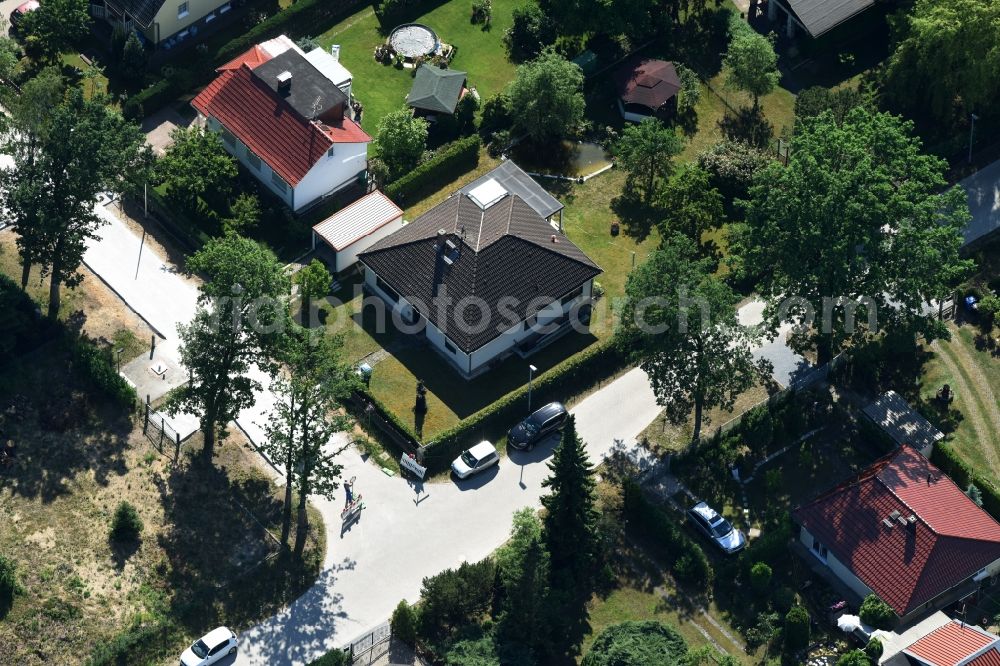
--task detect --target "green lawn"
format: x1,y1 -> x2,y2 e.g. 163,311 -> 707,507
317,1 -> 520,133
919,323 -> 1000,489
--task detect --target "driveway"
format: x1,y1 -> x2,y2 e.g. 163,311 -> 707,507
82,209 -> 805,664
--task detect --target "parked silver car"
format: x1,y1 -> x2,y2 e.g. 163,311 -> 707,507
451,441 -> 500,479
686,502 -> 746,554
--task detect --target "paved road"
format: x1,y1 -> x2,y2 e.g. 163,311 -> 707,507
959,157 -> 1000,246
82,208 -> 810,664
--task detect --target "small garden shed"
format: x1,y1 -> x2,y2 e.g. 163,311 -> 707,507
311,190 -> 404,273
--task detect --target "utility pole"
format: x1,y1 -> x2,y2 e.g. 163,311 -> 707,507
527,364 -> 537,413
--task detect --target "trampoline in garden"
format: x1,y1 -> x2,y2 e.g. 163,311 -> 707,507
388,23 -> 439,60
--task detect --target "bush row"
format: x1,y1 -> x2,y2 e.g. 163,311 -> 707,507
621,480 -> 714,591
214,0 -> 367,68
420,341 -> 627,474
70,339 -> 138,411
931,443 -> 1000,519
87,620 -> 176,666
123,73 -> 192,120
385,135 -> 481,206
345,386 -> 421,454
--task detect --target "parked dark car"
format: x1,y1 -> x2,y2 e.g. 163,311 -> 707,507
507,402 -> 568,451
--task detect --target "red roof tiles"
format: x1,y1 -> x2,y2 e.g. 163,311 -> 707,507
191,64 -> 370,186
970,649 -> 1000,666
907,621 -> 998,666
217,45 -> 273,71
793,445 -> 1000,617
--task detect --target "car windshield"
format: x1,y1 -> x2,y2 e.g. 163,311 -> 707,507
191,640 -> 210,659
460,451 -> 478,467
709,517 -> 733,539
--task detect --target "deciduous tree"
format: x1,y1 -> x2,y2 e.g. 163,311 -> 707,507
619,233 -> 762,441
167,235 -> 289,458
503,3 -> 556,62
724,28 -> 779,110
261,326 -> 352,556
294,259 -> 331,325
157,126 -> 237,211
374,107 -> 428,181
2,87 -> 151,318
222,193 -> 261,237
655,163 -> 724,252
20,0 -> 89,64
731,108 -> 973,363
612,118 -> 683,206
508,51 -> 584,145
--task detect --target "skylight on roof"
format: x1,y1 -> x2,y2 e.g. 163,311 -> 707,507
468,178 -> 508,210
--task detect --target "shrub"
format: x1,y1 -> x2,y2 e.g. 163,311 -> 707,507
503,3 -> 555,62
88,620 -> 175,666
0,554 -> 24,615
110,501 -> 144,543
837,649 -> 872,666
71,338 -> 138,410
385,135 -> 480,205
417,558 -> 496,643
478,91 -> 512,139
865,637 -> 884,661
783,605 -> 809,653
858,594 -> 895,630
771,586 -> 796,613
582,621 -> 688,666
621,480 -> 714,592
391,599 -> 419,646
308,649 -> 349,666
749,562 -> 772,595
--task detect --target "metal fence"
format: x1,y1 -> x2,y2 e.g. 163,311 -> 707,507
349,622 -> 391,664
143,398 -> 183,462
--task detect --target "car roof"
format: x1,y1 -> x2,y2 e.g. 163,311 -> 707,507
468,441 -> 496,458
15,1 -> 38,11
690,502 -> 722,523
201,627 -> 233,648
530,402 -> 565,422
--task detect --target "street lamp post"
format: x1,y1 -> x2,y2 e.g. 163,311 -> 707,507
969,113 -> 979,164
528,364 -> 538,413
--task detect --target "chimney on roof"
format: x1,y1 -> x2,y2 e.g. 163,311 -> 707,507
276,71 -> 292,95
550,234 -> 557,243
927,473 -> 933,485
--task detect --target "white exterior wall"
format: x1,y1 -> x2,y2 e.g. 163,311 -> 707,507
316,215 -> 404,273
206,116 -> 367,211
799,527 -> 874,600
292,142 -> 369,212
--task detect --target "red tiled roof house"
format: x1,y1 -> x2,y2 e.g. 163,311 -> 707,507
192,35 -> 370,213
792,445 -> 1000,627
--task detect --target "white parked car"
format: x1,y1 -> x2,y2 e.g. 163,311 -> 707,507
451,441 -> 500,479
180,627 -> 238,666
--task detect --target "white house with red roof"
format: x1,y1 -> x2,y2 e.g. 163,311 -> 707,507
793,445 -> 1000,626
191,35 -> 370,213
875,614 -> 1000,666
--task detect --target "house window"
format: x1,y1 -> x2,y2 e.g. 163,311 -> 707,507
560,285 -> 584,307
327,145 -> 335,157
375,276 -> 399,303
177,2 -> 189,18
271,171 -> 288,193
444,339 -> 457,354
221,128 -> 236,148
811,537 -> 828,562
245,148 -> 261,171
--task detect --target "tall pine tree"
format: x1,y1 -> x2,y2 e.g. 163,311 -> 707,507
541,415 -> 598,658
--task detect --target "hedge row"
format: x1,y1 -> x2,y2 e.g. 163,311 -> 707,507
123,74 -> 190,120
931,443 -> 1000,519
622,480 -> 714,591
214,0 -> 367,68
346,386 -> 421,453
420,341 -> 627,474
385,135 -> 481,206
70,339 -> 139,411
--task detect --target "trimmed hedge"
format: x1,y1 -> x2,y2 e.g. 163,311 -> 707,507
123,75 -> 189,120
420,341 -> 627,474
214,0 -> 366,68
308,650 -> 349,666
622,480 -> 714,591
931,443 -> 1000,519
385,135 -> 481,206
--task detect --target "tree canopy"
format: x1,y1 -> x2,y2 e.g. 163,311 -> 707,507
619,233 -> 762,441
167,235 -> 289,457
724,28 -> 779,109
504,3 -> 556,62
1,86 -> 151,318
508,51 -> 584,145
731,107 -> 973,362
581,621 -> 688,666
375,107 -> 428,181
157,126 -> 237,210
20,0 -> 89,64
655,163 -> 724,253
886,0 -> 1000,122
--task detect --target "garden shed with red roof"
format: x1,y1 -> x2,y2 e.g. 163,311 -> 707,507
614,57 -> 681,123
